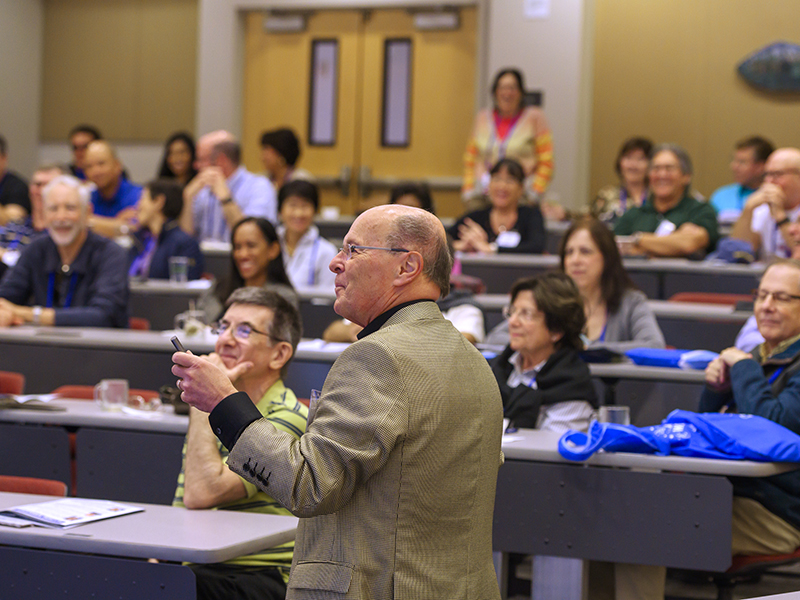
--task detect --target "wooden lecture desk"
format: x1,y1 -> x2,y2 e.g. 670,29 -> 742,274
494,429 -> 800,599
0,491 -> 297,599
459,254 -> 764,298
0,327 -> 339,396
0,398 -> 189,503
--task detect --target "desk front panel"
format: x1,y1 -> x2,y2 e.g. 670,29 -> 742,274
662,270 -> 760,299
0,423 -> 71,489
129,290 -> 202,331
76,428 -> 185,504
1,546 -> 196,600
493,459 -> 732,571
1,341 -> 174,393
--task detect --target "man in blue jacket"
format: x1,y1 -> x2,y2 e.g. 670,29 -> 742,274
620,258 -> 800,599
702,258 -> 800,555
0,174 -> 128,328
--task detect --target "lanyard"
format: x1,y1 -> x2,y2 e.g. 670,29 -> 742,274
47,271 -> 78,309
598,319 -> 608,343
769,367 -> 785,384
306,236 -> 320,286
128,235 -> 156,278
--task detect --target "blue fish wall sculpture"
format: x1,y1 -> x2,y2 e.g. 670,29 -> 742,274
738,41 -> 800,92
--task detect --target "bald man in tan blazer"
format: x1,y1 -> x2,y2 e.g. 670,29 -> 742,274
174,205 -> 503,599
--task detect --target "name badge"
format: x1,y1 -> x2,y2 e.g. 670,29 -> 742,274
654,219 -> 676,237
496,230 -> 522,248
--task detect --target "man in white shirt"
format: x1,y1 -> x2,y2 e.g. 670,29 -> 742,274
730,147 -> 800,260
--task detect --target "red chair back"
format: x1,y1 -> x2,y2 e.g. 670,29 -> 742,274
0,474 -> 67,496
0,370 -> 25,394
129,317 -> 151,330
668,292 -> 754,306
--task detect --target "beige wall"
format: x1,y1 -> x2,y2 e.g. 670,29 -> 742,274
40,0 -> 198,142
486,0 -> 591,210
591,0 -> 800,203
0,0 -> 43,176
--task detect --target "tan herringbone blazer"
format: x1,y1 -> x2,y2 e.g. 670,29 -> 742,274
227,301 -> 503,599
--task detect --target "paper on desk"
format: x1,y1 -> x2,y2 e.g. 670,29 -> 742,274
6,498 -> 143,529
15,394 -> 57,403
0,513 -> 36,528
120,406 -> 164,419
186,279 -> 212,289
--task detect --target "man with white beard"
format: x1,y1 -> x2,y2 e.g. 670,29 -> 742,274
0,175 -> 129,328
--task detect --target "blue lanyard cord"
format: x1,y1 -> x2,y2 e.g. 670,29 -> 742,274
46,271 -> 78,309
769,367 -> 786,384
598,315 -> 609,343
306,237 -> 320,286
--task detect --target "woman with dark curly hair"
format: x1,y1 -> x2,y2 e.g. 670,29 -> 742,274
490,272 -> 597,432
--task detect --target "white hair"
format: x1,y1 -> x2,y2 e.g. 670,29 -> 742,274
42,174 -> 91,209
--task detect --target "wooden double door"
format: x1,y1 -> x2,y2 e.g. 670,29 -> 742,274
242,7 -> 478,218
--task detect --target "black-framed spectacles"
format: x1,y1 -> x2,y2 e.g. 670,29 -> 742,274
211,320 -> 283,342
338,244 -> 410,260
753,290 -> 800,305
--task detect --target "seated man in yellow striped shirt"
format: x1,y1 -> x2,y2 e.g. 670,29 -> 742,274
173,287 -> 308,600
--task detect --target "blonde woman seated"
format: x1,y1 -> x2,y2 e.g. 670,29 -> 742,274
489,272 -> 597,434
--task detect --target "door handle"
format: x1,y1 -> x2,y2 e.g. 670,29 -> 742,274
358,165 -> 373,198
314,165 -> 352,197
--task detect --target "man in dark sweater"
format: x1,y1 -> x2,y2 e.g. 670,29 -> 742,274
0,174 -> 128,328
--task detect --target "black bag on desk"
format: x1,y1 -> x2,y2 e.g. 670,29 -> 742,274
159,385 -> 188,415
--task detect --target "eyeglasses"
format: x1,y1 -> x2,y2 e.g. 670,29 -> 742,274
764,169 -> 800,180
211,320 -> 283,342
753,290 -> 800,305
649,164 -> 680,174
338,244 -> 409,260
502,305 -> 540,323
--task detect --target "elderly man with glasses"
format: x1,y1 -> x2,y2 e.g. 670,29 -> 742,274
730,147 -> 800,260
627,258 -> 800,598
173,204 -> 503,599
702,258 -> 800,556
173,286 -> 307,600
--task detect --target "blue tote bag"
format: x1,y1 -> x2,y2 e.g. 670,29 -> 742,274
559,410 -> 800,462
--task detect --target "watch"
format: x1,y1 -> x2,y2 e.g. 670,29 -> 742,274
32,305 -> 42,326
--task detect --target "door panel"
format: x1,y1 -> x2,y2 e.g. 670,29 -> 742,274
358,8 -> 477,216
242,7 -> 476,218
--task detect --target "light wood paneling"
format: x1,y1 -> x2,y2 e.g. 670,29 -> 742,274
591,0 -> 800,205
41,0 -> 197,142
